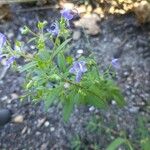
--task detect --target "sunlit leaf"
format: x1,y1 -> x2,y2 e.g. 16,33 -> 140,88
106,138 -> 126,150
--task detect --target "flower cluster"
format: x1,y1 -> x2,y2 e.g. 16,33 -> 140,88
0,32 -> 15,67
60,8 -> 74,20
69,61 -> 87,82
49,8 -> 78,37
0,8 -> 124,122
49,22 -> 59,37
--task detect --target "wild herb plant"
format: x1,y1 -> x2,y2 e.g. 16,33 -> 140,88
0,8 -> 125,121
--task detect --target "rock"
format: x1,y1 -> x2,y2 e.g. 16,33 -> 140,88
10,93 -> 19,100
50,127 -> 55,132
1,96 -> 8,101
21,126 -> 28,134
40,142 -> 49,150
44,121 -> 50,127
12,115 -> 24,123
111,100 -> 117,105
35,131 -> 41,136
7,31 -> 14,39
37,117 -> 46,128
129,106 -> 139,113
0,4 -> 11,21
93,7 -> 104,18
0,109 -> 12,126
76,5 -> 86,14
133,1 -> 150,23
74,13 -> 101,36
61,2 -> 74,10
89,106 -> 95,112
86,5 -> 92,13
72,30 -> 81,40
77,49 -> 83,54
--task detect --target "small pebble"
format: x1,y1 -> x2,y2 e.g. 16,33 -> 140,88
77,49 -> 84,54
111,100 -> 117,105
89,106 -> 95,112
35,131 -> 41,136
12,115 -> 24,123
37,118 -> 46,128
21,126 -> 28,134
72,30 -> 81,40
1,96 -> 8,101
50,127 -> 55,132
11,93 -> 19,100
44,121 -> 50,127
129,106 -> 139,113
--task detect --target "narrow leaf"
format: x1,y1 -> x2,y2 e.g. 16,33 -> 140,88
18,61 -> 37,73
51,38 -> 71,59
63,97 -> 74,122
106,137 -> 126,150
57,53 -> 66,72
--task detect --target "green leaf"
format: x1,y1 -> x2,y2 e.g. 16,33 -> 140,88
85,93 -> 107,109
106,80 -> 125,107
106,138 -> 126,150
38,50 -> 50,61
66,56 -> 73,64
44,88 -> 60,110
27,37 -> 38,44
26,80 -> 33,89
18,61 -> 37,73
63,97 -> 74,122
112,91 -> 125,107
51,38 -> 71,59
57,53 -> 66,72
37,21 -> 47,29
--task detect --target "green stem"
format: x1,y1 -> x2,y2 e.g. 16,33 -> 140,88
126,140 -> 134,150
28,29 -> 39,37
60,75 -> 106,103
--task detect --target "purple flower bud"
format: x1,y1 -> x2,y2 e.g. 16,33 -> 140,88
5,56 -> 16,67
111,58 -> 120,69
48,22 -> 59,37
0,33 -> 6,53
60,8 -> 77,20
69,61 -> 87,82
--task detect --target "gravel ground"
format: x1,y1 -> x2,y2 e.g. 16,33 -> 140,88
0,4 -> 150,150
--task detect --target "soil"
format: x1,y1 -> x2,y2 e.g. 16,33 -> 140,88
0,3 -> 150,150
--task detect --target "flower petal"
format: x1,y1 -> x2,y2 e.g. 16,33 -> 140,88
48,22 -> 59,37
75,71 -> 83,82
0,33 -> 6,53
5,56 -> 16,67
61,8 -> 74,20
111,58 -> 120,69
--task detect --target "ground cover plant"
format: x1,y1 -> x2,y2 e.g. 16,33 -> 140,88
0,8 -> 125,122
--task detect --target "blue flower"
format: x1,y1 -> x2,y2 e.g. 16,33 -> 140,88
49,22 -> 59,37
69,61 -> 87,82
5,56 -> 16,67
60,8 -> 74,20
0,32 -> 6,53
111,58 -> 120,69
